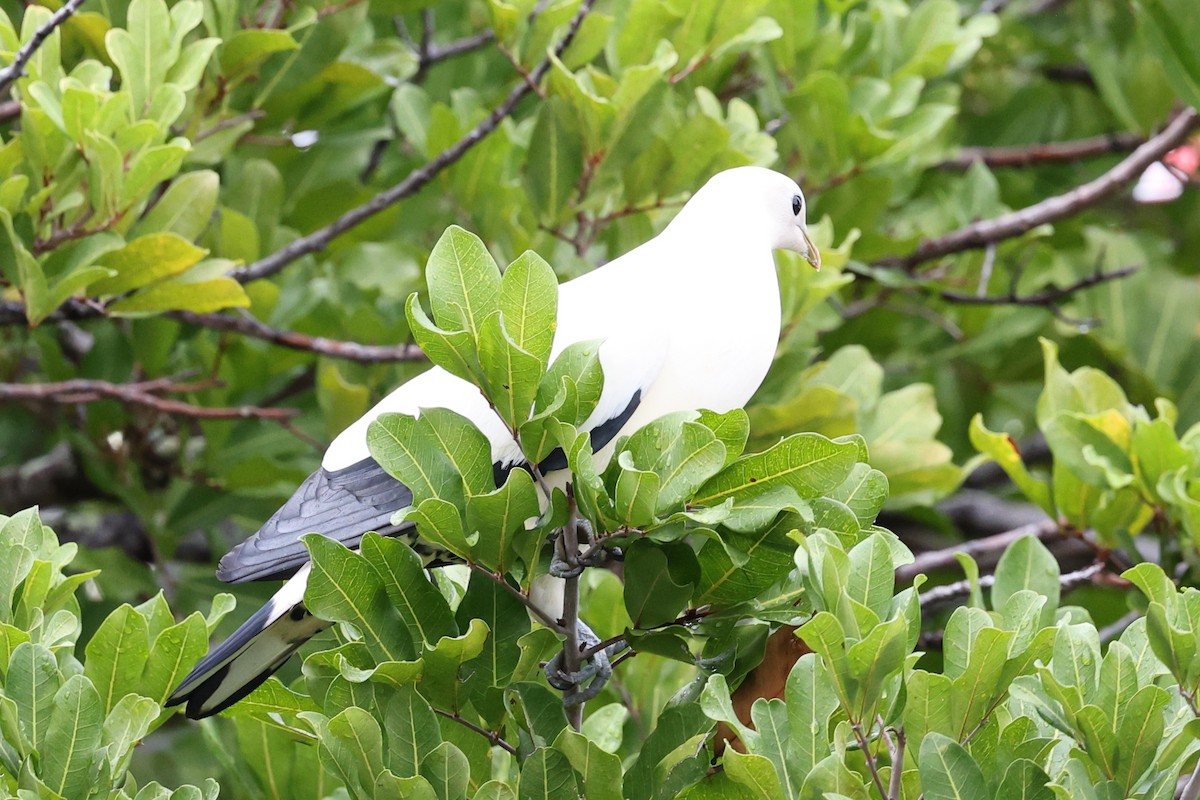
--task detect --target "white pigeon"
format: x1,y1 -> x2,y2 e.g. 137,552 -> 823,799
167,166 -> 821,719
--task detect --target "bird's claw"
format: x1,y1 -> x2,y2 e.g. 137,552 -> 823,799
543,622 -> 625,707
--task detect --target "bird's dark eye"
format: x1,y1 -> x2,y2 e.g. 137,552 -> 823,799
792,194 -> 802,216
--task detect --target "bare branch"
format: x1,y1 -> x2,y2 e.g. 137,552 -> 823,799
230,0 -> 597,284
937,132 -> 1145,171
0,0 -> 89,95
918,561 -> 1104,609
432,707 -> 518,755
0,299 -> 427,364
170,310 -> 428,363
0,377 -> 297,420
0,99 -> 18,123
934,264 -> 1139,308
875,108 -> 1200,271
896,519 -> 1062,583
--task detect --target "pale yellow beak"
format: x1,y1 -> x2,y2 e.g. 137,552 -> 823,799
802,228 -> 821,271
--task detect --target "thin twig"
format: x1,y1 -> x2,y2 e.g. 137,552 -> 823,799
0,299 -> 429,363
170,310 -> 428,363
230,0 -> 597,284
875,108 -> 1200,271
432,707 -> 518,755
467,562 -> 566,634
934,264 -> 1139,307
917,561 -> 1104,608
937,132 -> 1146,170
0,0 -> 89,95
896,519 -> 1062,583
0,377 -> 297,420
851,722 -> 889,800
193,109 -> 266,143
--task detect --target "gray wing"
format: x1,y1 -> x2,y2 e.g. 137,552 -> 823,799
217,458 -> 413,583
215,390 -> 642,584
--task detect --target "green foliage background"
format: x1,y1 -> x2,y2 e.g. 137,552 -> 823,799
2,0 -> 1200,796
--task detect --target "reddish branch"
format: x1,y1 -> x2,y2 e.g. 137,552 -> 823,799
170,310 -> 427,363
938,132 -> 1146,171
876,107 -> 1200,271
0,377 -> 297,420
229,0 -> 597,284
0,0 -> 89,95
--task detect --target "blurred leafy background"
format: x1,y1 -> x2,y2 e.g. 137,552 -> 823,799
3,0 -> 1200,796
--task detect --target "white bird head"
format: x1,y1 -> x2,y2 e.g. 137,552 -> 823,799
667,166 -> 821,270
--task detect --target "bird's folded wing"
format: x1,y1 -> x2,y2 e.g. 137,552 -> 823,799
216,366 -> 655,584
216,457 -> 413,582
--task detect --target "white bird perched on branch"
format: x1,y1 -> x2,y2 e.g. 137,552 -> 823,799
167,166 -> 822,719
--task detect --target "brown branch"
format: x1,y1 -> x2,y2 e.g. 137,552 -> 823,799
432,707 -> 517,755
934,264 -> 1139,307
0,0 -> 89,95
937,132 -> 1146,171
875,107 -> 1200,271
169,310 -> 427,363
0,377 -> 296,420
230,0 -> 597,284
0,299 -> 427,364
0,99 -> 18,123
896,519 -> 1063,583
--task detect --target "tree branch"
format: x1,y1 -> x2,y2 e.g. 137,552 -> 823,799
875,107 -> 1200,271
0,377 -> 297,420
917,561 -> 1104,609
432,707 -> 518,755
0,300 -> 427,363
230,0 -> 596,284
937,132 -> 1145,170
0,98 -> 18,123
895,519 -> 1063,583
170,310 -> 428,363
933,264 -> 1139,307
0,0 -> 89,95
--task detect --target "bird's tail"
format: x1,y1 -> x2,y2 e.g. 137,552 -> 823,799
166,565 -> 328,719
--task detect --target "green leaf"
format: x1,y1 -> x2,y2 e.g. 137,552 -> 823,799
1135,0 -> 1200,109
519,747 -> 577,800
219,28 -> 299,77
406,293 -> 485,386
995,759 -> 1054,800
381,684 -> 441,779
918,733 -> 988,800
40,674 -> 102,799
403,498 -> 477,562
7,642 -> 61,748
479,311 -> 543,430
968,415 -> 1054,515
992,536 -> 1059,628
84,604 -> 150,714
302,533 -> 413,662
624,542 -> 695,628
91,234 -> 208,296
426,225 -> 502,338
108,276 -> 250,314
141,612 -> 208,705
466,467 -> 540,573
723,749 -> 786,800
456,571 -> 528,700
420,741 -> 470,800
105,0 -> 172,109
360,533 -> 456,647
308,706 -> 386,797
614,451 -> 661,527
553,728 -> 623,800
420,619 -> 489,711
133,169 -> 220,241
500,250 -> 558,368
525,97 -> 584,226
695,433 -> 860,506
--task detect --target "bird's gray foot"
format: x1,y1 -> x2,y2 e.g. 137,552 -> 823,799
543,621 -> 625,706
